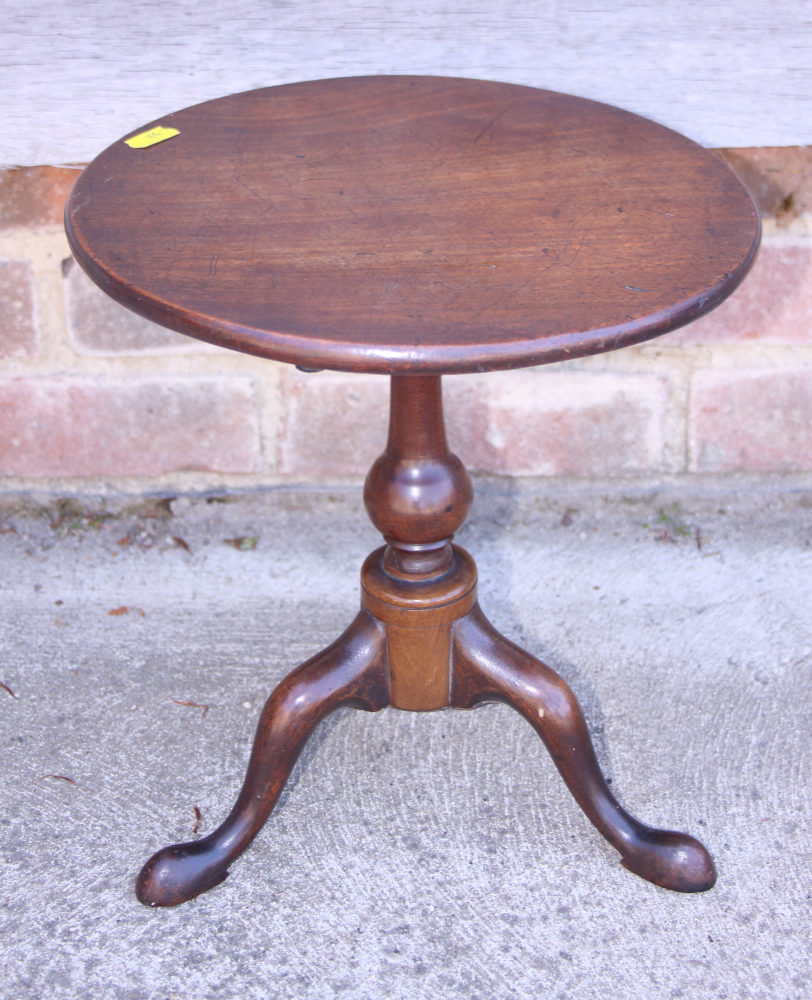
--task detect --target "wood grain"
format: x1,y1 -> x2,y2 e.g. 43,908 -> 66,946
386,622 -> 451,711
134,371 -> 716,904
66,76 -> 760,374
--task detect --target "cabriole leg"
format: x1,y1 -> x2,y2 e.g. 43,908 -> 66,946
451,605 -> 716,893
136,611 -> 388,907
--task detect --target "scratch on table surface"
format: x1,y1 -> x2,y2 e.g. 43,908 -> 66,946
472,103 -> 517,144
546,208 -> 599,268
234,173 -> 275,208
465,258 -> 559,324
157,141 -> 245,285
375,266 -> 418,310
159,136 -> 276,287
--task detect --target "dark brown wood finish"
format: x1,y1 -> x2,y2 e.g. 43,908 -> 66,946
68,77 -> 749,904
136,375 -> 715,904
361,374 -> 475,709
136,611 -> 389,907
364,375 -> 472,577
66,76 -> 760,374
451,607 -> 715,893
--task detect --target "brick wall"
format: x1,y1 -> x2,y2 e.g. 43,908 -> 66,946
0,151 -> 810,494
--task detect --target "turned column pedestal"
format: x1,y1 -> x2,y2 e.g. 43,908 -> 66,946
135,375 -> 716,906
362,375 -> 475,711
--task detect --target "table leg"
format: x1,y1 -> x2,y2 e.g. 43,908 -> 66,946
135,372 -> 715,904
136,611 -> 388,907
451,605 -> 716,893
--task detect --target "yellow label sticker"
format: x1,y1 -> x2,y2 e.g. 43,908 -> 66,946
124,126 -> 180,149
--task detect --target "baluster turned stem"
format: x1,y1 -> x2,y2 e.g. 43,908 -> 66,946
363,376 -> 473,579
385,375 -> 448,459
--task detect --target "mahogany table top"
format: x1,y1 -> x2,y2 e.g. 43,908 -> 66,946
66,76 -> 760,374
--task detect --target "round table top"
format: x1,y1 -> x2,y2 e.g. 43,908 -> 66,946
66,76 -> 760,375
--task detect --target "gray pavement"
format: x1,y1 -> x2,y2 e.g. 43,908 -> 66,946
1,475 -> 811,1000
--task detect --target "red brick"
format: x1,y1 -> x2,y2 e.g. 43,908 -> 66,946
0,377 -> 260,477
65,259 -> 196,353
278,369 -> 388,476
662,243 -> 812,346
278,370 -> 493,478
713,147 -> 812,222
444,375 -> 491,468
279,369 -> 667,479
690,369 -> 812,472
0,166 -> 83,231
455,371 -> 667,477
0,259 -> 37,358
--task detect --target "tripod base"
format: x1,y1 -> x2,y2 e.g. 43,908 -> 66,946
136,544 -> 715,907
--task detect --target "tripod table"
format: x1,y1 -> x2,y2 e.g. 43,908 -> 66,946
65,76 -> 760,907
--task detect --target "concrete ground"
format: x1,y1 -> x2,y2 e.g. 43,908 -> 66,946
1,475 -> 811,1000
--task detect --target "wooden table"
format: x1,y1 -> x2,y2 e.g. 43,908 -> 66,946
66,76 -> 760,907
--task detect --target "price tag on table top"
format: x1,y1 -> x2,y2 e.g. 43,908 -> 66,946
124,126 -> 180,149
